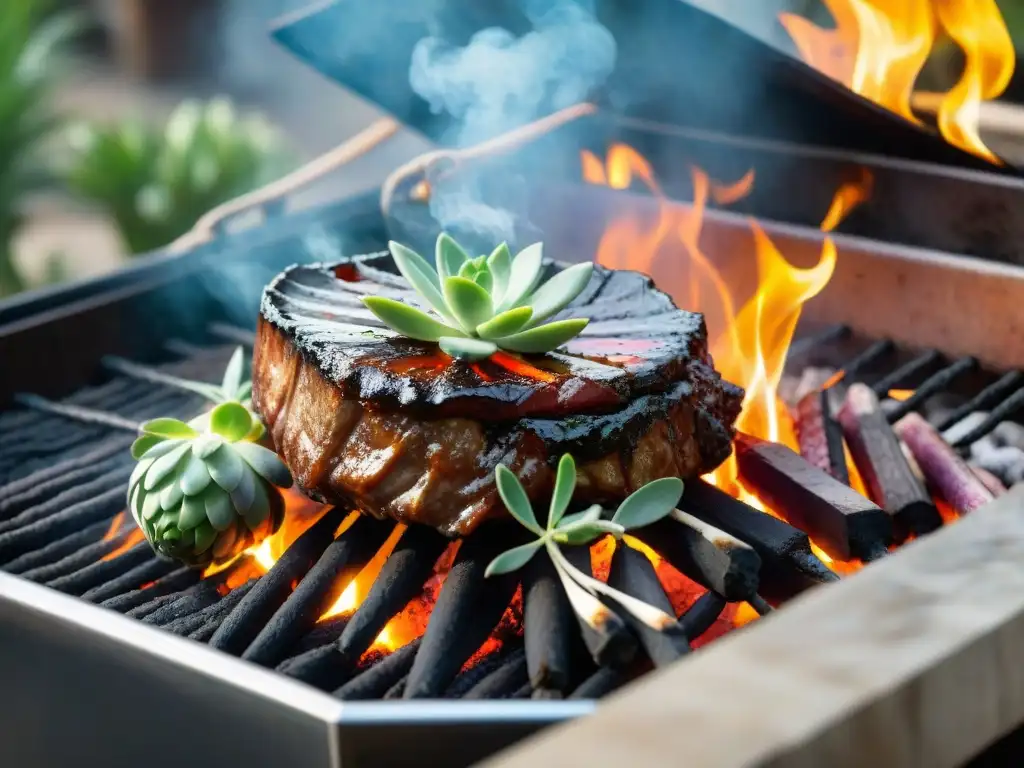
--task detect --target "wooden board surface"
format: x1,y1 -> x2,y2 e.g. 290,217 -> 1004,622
483,485 -> 1024,768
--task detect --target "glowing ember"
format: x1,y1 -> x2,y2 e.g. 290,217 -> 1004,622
888,389 -> 916,402
100,511 -> 146,561
780,0 -> 1014,162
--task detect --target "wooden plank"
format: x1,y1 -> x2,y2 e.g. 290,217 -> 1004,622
483,485 -> 1024,768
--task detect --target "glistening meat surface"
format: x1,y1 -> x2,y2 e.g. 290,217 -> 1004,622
252,254 -> 743,536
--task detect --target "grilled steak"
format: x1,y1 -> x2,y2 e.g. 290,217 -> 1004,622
252,253 -> 743,536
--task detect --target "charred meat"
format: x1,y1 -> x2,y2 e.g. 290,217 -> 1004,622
252,254 -> 743,536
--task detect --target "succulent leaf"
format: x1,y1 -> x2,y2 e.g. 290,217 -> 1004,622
140,417 -> 198,440
143,443 -> 190,491
487,243 -> 512,302
443,276 -> 494,333
131,434 -> 163,460
484,539 -> 544,577
178,493 -> 208,530
497,243 -> 544,312
476,306 -> 533,340
233,441 -> 293,488
221,346 -> 245,397
494,318 -> 590,353
180,452 -> 213,496
388,240 -> 454,321
362,296 -> 465,342
611,477 -> 684,529
557,504 -> 603,528
524,262 -> 594,326
436,232 -> 469,282
438,336 -> 498,361
209,401 -> 252,442
496,464 -> 543,534
549,454 -> 577,528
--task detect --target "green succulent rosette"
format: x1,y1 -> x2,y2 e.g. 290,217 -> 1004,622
361,233 -> 594,361
127,401 -> 293,567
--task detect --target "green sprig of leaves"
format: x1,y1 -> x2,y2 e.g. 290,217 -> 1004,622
485,454 -> 684,632
362,233 -> 593,361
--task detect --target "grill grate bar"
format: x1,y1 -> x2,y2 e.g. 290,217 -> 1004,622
869,349 -> 945,395
207,323 -> 257,346
935,370 -> 1024,433
884,357 -> 979,422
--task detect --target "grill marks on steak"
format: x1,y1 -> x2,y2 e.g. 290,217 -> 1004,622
252,255 -> 743,536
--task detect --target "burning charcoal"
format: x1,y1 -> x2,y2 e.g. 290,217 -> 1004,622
100,567 -> 201,613
794,388 -> 849,484
606,543 -> 690,667
81,556 -> 179,603
295,616 -> 350,654
242,515 -> 394,667
630,510 -> 760,602
336,525 -> 449,667
895,413 -> 995,515
158,582 -> 257,637
334,639 -> 422,700
677,479 -> 837,601
678,591 -> 728,641
209,505 -> 348,656
970,466 -> 1007,497
142,581 -> 224,625
838,384 -> 941,537
404,524 -> 524,699
384,677 -> 407,699
44,541 -> 154,596
277,645 -> 348,689
941,411 -> 990,446
569,665 -> 638,700
0,485 -> 127,566
2,519 -> 110,575
184,584 -> 261,642
463,649 -> 530,700
734,434 -> 892,562
562,544 -> 638,669
780,367 -> 840,408
446,648 -> 523,698
523,554 -> 590,697
17,530 -> 132,584
992,422 -> 1024,452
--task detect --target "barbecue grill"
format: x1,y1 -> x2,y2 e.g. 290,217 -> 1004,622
6,1 -> 1024,766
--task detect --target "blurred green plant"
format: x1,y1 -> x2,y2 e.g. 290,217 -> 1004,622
64,98 -> 290,256
0,0 -> 80,296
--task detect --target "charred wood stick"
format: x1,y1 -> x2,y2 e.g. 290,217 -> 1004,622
607,543 -> 690,667
404,525 -> 524,699
44,541 -> 154,596
678,479 -> 837,601
242,515 -> 393,667
142,581 -> 225,625
748,594 -> 774,616
384,677 -> 408,699
295,616 -> 350,655
0,456 -> 125,521
523,554 -> 589,696
162,582 -> 258,637
562,544 -> 638,669
209,505 -> 348,656
971,466 -> 1008,497
446,648 -> 523,698
185,585 -> 262,642
17,531 -> 127,583
869,349 -> 944,396
630,509 -> 760,602
839,384 -> 942,538
0,437 -> 131,506
896,413 -> 996,515
126,591 -> 192,621
678,591 -> 728,641
735,434 -> 892,562
569,665 -> 638,700
0,486 -> 126,565
795,388 -> 849,484
2,519 -> 110,575
277,644 -> 349,690
884,357 -> 978,422
100,567 -> 201,613
336,524 -> 449,664
81,557 -> 178,603
0,465 -> 132,535
334,639 -> 422,700
463,649 -> 530,700
935,371 -> 1024,432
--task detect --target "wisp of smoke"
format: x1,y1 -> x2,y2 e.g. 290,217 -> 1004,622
408,0 -> 616,245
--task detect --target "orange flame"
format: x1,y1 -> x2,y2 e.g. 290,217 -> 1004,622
780,0 -> 1014,162
101,512 -> 146,561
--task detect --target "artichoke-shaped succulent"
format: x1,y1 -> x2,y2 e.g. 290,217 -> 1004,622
128,401 -> 293,567
361,233 -> 594,361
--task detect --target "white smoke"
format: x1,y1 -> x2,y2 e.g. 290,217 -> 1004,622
408,0 -> 616,244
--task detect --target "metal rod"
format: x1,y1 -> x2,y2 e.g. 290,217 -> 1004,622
1,519 -> 110,576
0,465 -> 131,535
839,339 -> 896,380
884,356 -> 978,422
207,323 -> 257,346
0,437 -> 132,504
99,567 -> 201,613
950,386 -> 1024,448
935,370 -> 1024,432
12,394 -> 140,433
870,349 -> 944,396
81,557 -> 178,603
